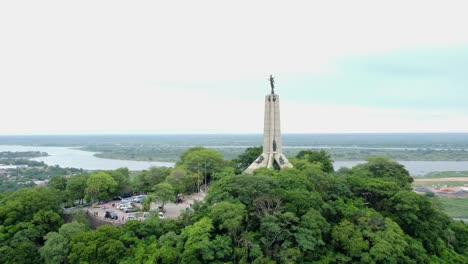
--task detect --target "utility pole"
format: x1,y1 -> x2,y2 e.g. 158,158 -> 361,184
204,160 -> 207,192
197,160 -> 200,193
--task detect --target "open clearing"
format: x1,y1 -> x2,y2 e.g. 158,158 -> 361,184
414,177 -> 468,182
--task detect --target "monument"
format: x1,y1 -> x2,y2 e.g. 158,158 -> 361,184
244,75 -> 294,173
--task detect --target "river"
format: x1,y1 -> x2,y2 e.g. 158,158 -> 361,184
2,145 -> 468,174
334,161 -> 468,176
0,145 -> 174,171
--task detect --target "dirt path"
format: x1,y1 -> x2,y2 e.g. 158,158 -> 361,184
414,177 -> 468,182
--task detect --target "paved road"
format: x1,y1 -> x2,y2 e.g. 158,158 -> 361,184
160,192 -> 206,218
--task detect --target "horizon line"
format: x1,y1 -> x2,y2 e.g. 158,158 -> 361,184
1,132 -> 468,137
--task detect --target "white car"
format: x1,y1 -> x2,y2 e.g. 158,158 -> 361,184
158,212 -> 165,219
118,203 -> 132,210
126,215 -> 137,221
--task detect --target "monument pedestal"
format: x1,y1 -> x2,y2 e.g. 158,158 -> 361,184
245,92 -> 293,174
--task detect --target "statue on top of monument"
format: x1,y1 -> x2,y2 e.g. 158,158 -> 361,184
269,75 -> 275,94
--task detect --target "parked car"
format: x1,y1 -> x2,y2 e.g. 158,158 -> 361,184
158,212 -> 165,219
105,211 -> 118,220
120,204 -> 133,210
123,207 -> 135,213
133,194 -> 147,203
121,198 -> 132,203
126,215 -> 137,221
119,193 -> 133,199
117,202 -> 132,209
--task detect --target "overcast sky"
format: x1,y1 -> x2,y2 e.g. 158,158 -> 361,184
1,0 -> 468,135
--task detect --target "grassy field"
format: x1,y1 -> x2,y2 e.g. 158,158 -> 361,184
436,197 -> 468,218
412,171 -> 468,187
412,171 -> 468,218
414,171 -> 468,178
412,181 -> 468,187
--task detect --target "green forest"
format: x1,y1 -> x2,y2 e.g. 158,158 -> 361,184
0,152 -> 82,193
1,148 -> 468,263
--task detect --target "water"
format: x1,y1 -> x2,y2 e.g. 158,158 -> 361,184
0,145 -> 174,171
2,145 -> 468,174
334,160 -> 468,176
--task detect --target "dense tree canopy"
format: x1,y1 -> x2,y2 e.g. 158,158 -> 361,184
85,172 -> 117,202
133,167 -> 171,193
66,173 -> 89,205
1,148 -> 467,263
176,147 -> 225,185
295,149 -> 334,173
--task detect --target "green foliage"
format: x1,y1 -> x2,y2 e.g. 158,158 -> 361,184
39,232 -> 69,264
0,187 -> 63,264
449,220 -> 468,255
151,182 -> 175,209
2,152 -> 468,263
386,191 -> 452,254
352,156 -> 413,188
210,201 -> 246,237
108,167 -> 130,195
66,173 -> 88,205
48,175 -> 68,191
85,172 -> 117,202
176,147 -> 225,183
332,219 -> 369,259
180,217 -> 215,263
134,166 -> 171,193
166,169 -> 189,194
68,225 -> 131,264
59,221 -> 89,240
294,209 -> 329,253
296,149 -> 334,173
0,187 -> 61,226
32,210 -> 64,237
232,146 -> 263,174
207,174 -> 278,206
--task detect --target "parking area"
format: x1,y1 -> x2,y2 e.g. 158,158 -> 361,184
87,192 -> 207,224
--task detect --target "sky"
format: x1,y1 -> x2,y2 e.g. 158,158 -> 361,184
1,0 -> 468,135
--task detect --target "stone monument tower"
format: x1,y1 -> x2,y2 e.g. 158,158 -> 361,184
244,75 -> 294,173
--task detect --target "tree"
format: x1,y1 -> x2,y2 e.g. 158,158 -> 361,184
351,156 -> 413,188
210,201 -> 246,240
0,187 -> 61,227
180,217 -> 215,263
386,191 -> 451,254
68,225 -> 131,264
296,150 -> 334,173
39,232 -> 69,264
450,220 -> 468,256
259,212 -> 299,259
294,209 -> 329,255
32,210 -> 64,237
108,168 -> 130,195
48,175 -> 68,191
332,219 -> 369,261
59,221 -> 89,241
207,174 -> 278,207
233,146 -> 263,174
151,182 -> 175,211
66,174 -> 89,205
85,172 -> 117,202
176,147 -> 225,185
165,169 -> 188,194
134,167 -> 171,193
